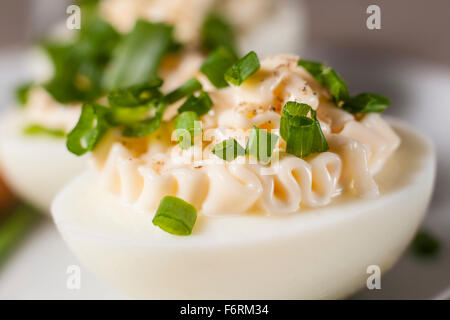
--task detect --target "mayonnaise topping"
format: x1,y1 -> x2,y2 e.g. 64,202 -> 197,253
91,55 -> 401,216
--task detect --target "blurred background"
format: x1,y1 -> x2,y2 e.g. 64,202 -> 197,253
0,0 -> 449,299
2,0 -> 450,64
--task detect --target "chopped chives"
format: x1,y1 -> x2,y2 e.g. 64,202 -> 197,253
164,78 -> 202,105
343,93 -> 391,114
284,116 -> 314,158
0,203 -> 39,266
174,111 -> 200,149
280,101 -> 328,158
15,82 -> 33,107
297,60 -> 323,78
152,196 -> 197,236
321,68 -> 349,105
212,138 -> 245,161
42,18 -> 120,104
201,13 -> 238,56
280,101 -> 311,139
298,59 -> 391,114
298,59 -> 349,104
66,103 -> 109,156
283,101 -> 311,117
122,101 -> 166,137
411,229 -> 441,258
23,124 -> 66,138
200,48 -> 237,88
106,81 -> 167,137
311,110 -> 329,153
178,91 -> 213,116
225,51 -> 260,86
107,105 -> 151,126
107,80 -> 163,108
107,82 -> 163,126
246,126 -> 279,163
104,20 -> 175,90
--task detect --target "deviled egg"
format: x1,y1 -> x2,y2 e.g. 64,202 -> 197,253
52,54 -> 436,299
0,0 -> 306,212
99,0 -> 307,56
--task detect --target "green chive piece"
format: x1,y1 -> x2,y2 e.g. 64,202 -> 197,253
321,68 -> 349,104
298,59 -> 391,114
200,48 -> 237,88
297,60 -> 323,78
174,111 -> 200,149
105,80 -> 167,134
225,51 -> 260,86
311,110 -> 329,153
284,117 -> 314,158
212,138 -> 245,161
15,82 -> 33,107
152,196 -> 197,236
246,126 -> 279,163
178,91 -> 213,116
23,124 -> 66,138
42,17 -> 120,104
164,78 -> 202,105
280,101 -> 311,139
66,104 -> 109,155
122,101 -> 166,137
201,13 -> 238,56
104,20 -> 175,90
280,101 -> 328,158
298,59 -> 349,104
343,93 -> 391,114
0,203 -> 39,266
107,105 -> 152,126
108,79 -> 163,108
106,81 -> 164,126
411,229 -> 441,258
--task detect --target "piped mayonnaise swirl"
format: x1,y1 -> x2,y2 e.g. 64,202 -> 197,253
90,55 -> 401,216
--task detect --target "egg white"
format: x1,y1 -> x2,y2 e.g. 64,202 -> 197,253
52,120 -> 436,299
